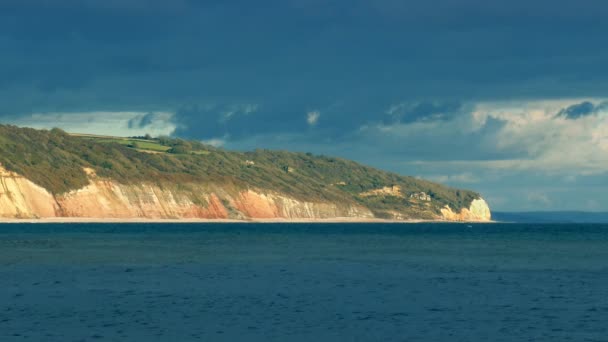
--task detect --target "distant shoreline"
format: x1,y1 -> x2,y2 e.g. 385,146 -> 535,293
0,217 -> 494,224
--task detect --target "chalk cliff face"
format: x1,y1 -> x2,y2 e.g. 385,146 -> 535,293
440,198 -> 492,222
0,166 -> 490,221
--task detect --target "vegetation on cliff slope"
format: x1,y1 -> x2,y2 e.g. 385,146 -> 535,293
0,125 -> 479,217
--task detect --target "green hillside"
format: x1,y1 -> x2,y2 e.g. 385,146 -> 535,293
0,125 -> 479,218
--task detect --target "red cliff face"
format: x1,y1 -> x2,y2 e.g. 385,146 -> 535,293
0,167 -> 374,221
0,166 -> 491,222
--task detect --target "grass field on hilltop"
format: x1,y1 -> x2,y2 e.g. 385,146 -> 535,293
71,134 -> 172,152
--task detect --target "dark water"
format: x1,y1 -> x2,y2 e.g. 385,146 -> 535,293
1,223 -> 607,341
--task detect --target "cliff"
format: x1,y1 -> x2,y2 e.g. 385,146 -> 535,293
0,166 -> 374,220
0,166 -> 489,221
440,199 -> 492,222
0,125 -> 491,222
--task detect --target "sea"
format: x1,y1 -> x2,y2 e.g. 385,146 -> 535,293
1,223 -> 607,341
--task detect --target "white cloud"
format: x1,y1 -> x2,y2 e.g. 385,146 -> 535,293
471,99 -> 608,175
368,98 -> 608,176
428,172 -> 478,184
306,110 -> 320,126
6,111 -> 176,137
386,103 -> 406,118
201,135 -> 228,147
526,191 -> 552,206
219,104 -> 258,123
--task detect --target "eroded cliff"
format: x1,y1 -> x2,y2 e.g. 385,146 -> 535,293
0,166 -> 375,220
0,166 -> 491,221
440,198 -> 492,222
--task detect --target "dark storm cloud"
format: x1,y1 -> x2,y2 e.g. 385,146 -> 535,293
0,0 -> 605,139
556,102 -> 595,119
2,0 -> 608,120
128,112 -> 156,129
556,101 -> 608,119
2,0 -> 608,210
384,101 -> 464,124
0,0 -> 192,11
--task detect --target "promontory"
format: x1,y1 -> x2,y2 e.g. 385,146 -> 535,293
0,125 -> 491,222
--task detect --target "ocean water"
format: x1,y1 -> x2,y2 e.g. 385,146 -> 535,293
1,223 -> 607,341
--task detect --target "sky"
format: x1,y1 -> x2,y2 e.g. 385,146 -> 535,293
1,0 -> 607,211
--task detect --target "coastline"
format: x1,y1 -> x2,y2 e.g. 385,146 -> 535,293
0,217 -> 493,224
